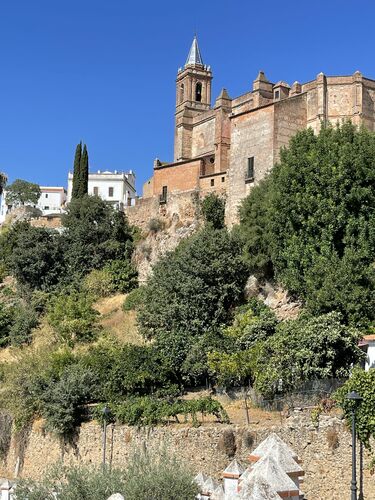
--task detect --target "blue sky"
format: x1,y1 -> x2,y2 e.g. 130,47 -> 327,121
1,0 -> 374,193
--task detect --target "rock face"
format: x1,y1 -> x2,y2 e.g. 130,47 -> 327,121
244,275 -> 302,320
128,190 -> 202,283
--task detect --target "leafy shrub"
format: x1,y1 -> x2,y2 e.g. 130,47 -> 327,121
335,368 -> 375,450
8,303 -> 38,346
15,449 -> 198,500
251,312 -> 364,399
15,463 -> 128,500
104,259 -> 138,293
39,364 -> 99,439
0,347 -> 76,430
0,303 -> 13,347
123,287 -> 145,311
148,217 -> 164,232
111,396 -> 229,427
82,268 -> 115,299
81,341 -> 172,401
201,192 -> 225,229
48,292 -> 100,345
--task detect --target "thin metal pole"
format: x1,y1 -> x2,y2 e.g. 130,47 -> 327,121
102,420 -> 107,472
351,410 -> 357,500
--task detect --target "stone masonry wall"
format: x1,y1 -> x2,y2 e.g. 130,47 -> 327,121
1,414 -> 374,500
226,105 -> 274,226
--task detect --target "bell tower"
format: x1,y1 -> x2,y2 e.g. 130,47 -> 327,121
174,36 -> 212,161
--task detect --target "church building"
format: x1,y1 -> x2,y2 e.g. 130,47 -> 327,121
136,36 -> 375,225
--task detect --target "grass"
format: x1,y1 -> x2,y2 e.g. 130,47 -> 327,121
95,294 -> 144,345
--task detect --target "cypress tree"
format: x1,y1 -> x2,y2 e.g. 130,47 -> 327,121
79,144 -> 89,196
71,142 -> 82,199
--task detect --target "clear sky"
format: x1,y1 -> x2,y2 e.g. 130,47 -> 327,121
1,0 -> 374,193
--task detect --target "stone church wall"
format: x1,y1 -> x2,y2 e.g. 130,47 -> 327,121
226,105 -> 274,225
191,116 -> 216,158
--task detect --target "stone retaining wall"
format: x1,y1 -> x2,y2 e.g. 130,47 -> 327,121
1,414 -> 374,499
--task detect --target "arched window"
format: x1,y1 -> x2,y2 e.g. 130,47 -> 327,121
195,82 -> 202,102
179,84 -> 184,103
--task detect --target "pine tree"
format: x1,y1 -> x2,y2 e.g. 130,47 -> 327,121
71,142 -> 82,199
79,144 -> 89,196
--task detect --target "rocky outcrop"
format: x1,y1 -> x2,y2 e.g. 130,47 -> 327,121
244,275 -> 302,320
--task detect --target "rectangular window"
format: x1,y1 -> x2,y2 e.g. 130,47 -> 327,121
246,157 -> 254,181
45,193 -> 48,198
108,187 -> 114,197
274,90 -> 280,100
211,179 -> 215,187
221,177 -> 225,183
93,187 -> 99,196
160,186 -> 168,204
44,206 -> 49,210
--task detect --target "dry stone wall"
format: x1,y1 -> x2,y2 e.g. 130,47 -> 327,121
1,415 -> 374,500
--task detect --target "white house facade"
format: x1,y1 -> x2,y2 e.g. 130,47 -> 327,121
0,186 -> 66,223
67,170 -> 136,209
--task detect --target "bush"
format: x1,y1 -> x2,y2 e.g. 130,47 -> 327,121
48,292 -> 100,345
81,341 -> 172,401
335,368 -> 375,450
0,303 -> 13,347
201,193 -> 225,229
39,364 -> 99,439
9,303 -> 38,346
82,269 -> 115,299
111,396 -> 229,427
251,312 -> 364,398
123,287 -> 145,311
104,259 -> 138,293
15,463 -> 128,500
148,217 -> 164,232
15,448 -> 198,500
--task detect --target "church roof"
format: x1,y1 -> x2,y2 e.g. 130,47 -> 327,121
185,36 -> 204,66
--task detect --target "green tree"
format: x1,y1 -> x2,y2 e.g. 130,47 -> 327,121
138,227 -> 248,380
79,143 -> 89,196
48,291 -> 100,345
5,179 -> 41,206
239,122 -> 375,325
71,142 -> 82,200
201,192 -> 225,229
4,222 -> 65,290
251,312 -> 364,398
62,195 -> 134,279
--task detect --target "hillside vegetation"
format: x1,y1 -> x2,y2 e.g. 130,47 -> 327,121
0,123 -> 374,454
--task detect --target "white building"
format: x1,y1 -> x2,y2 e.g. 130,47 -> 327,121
67,170 -> 136,209
362,335 -> 375,371
0,186 -> 66,223
37,186 -> 66,215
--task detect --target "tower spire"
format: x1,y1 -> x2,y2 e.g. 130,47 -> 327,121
185,35 -> 203,67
